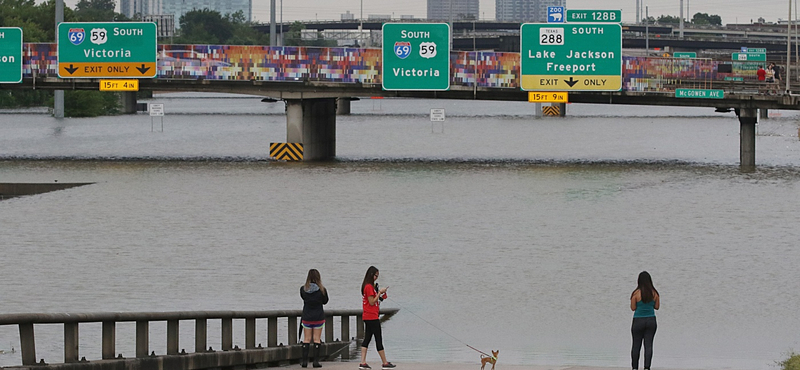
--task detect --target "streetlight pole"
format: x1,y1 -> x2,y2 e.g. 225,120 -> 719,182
449,0 -> 453,50
645,6 -> 649,54
269,0 -> 276,46
679,0 -> 684,38
788,0 -> 793,92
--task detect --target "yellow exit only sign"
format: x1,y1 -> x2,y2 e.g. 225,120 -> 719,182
528,91 -> 568,103
99,79 -> 139,91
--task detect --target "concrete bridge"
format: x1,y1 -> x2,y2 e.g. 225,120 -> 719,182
4,43 -> 800,168
0,309 -> 398,370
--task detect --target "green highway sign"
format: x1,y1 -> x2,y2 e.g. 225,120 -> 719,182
382,23 -> 450,91
0,27 -> 23,83
746,48 -> 766,53
520,23 -> 622,91
566,10 -> 622,23
58,22 -> 157,78
724,76 -> 744,81
732,52 -> 766,61
675,88 -> 724,99
673,52 -> 697,58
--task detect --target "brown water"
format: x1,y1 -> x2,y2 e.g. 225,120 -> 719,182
0,95 -> 798,369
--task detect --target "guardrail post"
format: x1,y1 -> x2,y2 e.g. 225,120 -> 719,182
245,318 -> 256,349
268,317 -> 278,347
167,320 -> 179,355
340,315 -> 350,359
222,318 -> 233,351
19,323 -> 36,365
64,322 -> 79,363
195,319 -> 207,352
136,320 -> 149,358
356,316 -> 364,339
288,316 -> 298,344
325,315 -> 334,342
102,321 -> 116,359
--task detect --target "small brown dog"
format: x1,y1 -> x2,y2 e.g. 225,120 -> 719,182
480,350 -> 499,370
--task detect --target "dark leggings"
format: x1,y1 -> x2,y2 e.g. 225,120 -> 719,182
361,319 -> 383,351
631,316 -> 657,370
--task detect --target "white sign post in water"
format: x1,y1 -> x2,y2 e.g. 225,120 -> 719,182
149,103 -> 164,132
430,108 -> 445,133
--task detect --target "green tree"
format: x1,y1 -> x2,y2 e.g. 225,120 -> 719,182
656,15 -> 681,24
174,8 -> 268,45
691,12 -> 722,25
174,8 -> 233,44
74,0 -> 125,22
0,0 -> 75,42
284,21 -> 305,46
64,91 -> 120,117
226,10 -> 269,45
778,353 -> 800,370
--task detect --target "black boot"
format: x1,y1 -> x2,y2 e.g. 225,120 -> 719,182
312,343 -> 322,368
301,343 -> 310,368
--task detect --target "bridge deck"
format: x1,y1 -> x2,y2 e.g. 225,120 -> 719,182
7,43 -> 799,110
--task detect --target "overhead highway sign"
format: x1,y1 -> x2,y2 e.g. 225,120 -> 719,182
58,22 -> 157,78
566,10 -> 621,23
521,23 -> 622,91
0,27 -> 23,83
382,23 -> 450,91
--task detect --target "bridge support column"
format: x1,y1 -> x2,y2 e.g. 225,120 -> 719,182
738,108 -> 757,170
119,92 -> 138,114
336,98 -> 351,115
534,103 -> 542,118
558,103 -> 567,117
759,108 -> 769,120
286,98 -> 337,161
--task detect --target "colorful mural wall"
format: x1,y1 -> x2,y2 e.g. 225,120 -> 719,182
21,43 -> 765,92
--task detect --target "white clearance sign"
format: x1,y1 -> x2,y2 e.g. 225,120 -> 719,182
149,103 -> 164,116
430,108 -> 445,121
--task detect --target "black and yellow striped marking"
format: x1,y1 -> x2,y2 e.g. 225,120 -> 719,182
270,143 -> 304,161
542,106 -> 561,116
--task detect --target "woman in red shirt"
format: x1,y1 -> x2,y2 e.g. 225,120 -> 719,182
359,266 -> 395,370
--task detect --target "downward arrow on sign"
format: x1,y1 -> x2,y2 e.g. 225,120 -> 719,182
136,64 -> 151,75
564,77 -> 578,87
64,64 -> 79,75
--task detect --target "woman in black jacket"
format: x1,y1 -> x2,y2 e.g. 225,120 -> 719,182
300,269 -> 329,368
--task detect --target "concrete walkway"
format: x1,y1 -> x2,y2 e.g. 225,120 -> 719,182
291,363 -> 681,370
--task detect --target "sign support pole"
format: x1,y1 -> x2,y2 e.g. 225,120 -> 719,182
787,0 -> 792,93
54,0 -> 64,119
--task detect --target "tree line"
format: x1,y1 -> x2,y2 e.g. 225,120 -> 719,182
644,12 -> 723,26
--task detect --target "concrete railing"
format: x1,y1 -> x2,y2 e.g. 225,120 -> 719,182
0,309 -> 399,367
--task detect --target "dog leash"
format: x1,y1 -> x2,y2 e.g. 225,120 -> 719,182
385,297 -> 495,359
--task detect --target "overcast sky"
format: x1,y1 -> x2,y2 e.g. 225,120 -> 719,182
53,0 -> 791,25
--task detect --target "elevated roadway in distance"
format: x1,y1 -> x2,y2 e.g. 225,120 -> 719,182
254,20 -> 795,55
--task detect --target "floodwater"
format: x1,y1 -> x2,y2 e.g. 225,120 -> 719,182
0,94 -> 799,370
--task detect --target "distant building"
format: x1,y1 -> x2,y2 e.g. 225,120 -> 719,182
428,0 -> 479,20
161,0 -> 253,23
120,0 -> 162,18
341,11 -> 355,21
495,0 -> 565,22
142,14 -> 175,38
